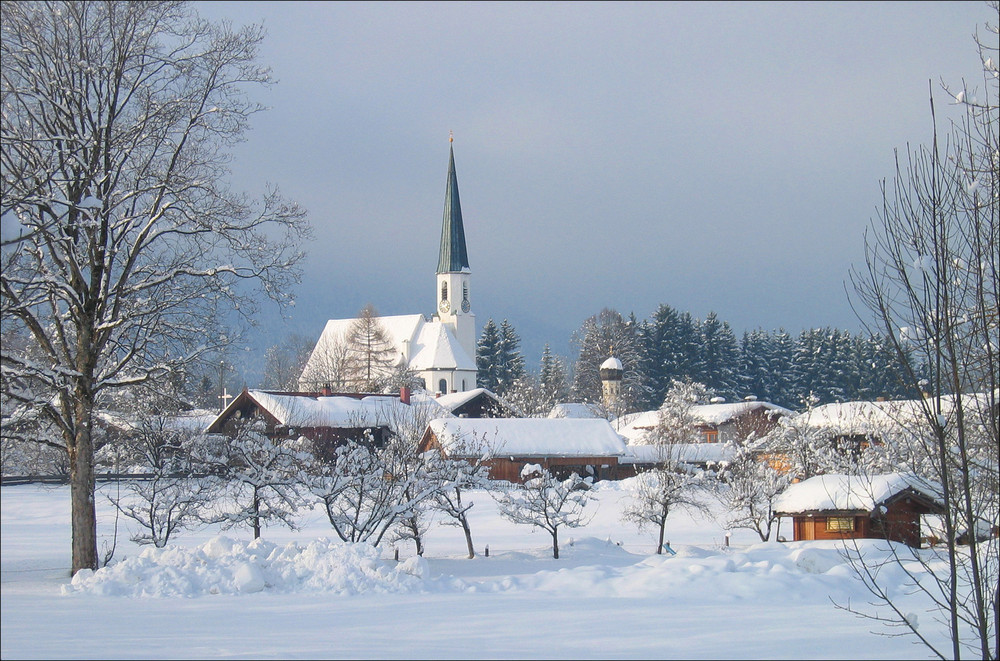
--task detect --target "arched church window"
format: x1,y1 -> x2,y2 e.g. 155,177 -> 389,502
438,378 -> 448,394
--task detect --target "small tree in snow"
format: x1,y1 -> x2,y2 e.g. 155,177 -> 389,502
713,443 -> 791,542
621,449 -> 711,554
648,379 -> 712,445
424,434 -> 493,559
201,421 -> 310,540
308,434 -> 436,548
496,465 -> 595,559
101,414 -> 215,548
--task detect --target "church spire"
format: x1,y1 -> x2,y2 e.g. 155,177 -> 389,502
437,135 -> 470,274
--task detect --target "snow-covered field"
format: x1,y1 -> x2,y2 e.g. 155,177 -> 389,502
2,480 -> 948,659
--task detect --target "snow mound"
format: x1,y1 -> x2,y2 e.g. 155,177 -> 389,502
59,532 -> 935,605
62,535 -> 432,598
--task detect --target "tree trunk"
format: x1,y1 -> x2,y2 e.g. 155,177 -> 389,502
70,385 -> 98,575
551,527 -> 559,559
657,520 -> 666,555
252,490 -> 261,539
461,515 -> 475,559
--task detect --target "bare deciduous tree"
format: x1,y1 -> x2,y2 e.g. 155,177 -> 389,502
200,420 -> 310,540
0,2 -> 309,573
847,8 -> 998,657
345,304 -> 398,392
713,443 -> 791,542
260,334 -> 315,391
424,433 -> 493,558
98,387 -> 217,548
496,466 -> 595,559
621,449 -> 711,555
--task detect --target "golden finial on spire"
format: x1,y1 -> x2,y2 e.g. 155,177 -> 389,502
449,130 -> 454,143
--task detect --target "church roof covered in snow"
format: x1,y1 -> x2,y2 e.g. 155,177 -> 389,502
772,472 -> 944,515
426,417 -> 628,458
408,320 -> 474,371
298,313 -> 475,389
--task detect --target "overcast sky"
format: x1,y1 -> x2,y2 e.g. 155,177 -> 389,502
194,1 -> 992,370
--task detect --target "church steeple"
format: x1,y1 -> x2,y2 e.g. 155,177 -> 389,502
434,135 -> 476,376
437,136 -> 470,274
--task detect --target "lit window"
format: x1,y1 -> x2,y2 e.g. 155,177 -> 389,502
826,517 -> 856,532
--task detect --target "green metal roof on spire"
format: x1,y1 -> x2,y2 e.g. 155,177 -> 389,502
437,138 -> 470,274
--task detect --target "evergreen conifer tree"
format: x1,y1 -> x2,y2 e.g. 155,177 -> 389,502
475,319 -> 502,392
496,319 -> 526,394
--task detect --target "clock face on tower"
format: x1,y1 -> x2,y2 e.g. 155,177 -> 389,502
439,299 -> 451,314
461,298 -> 470,313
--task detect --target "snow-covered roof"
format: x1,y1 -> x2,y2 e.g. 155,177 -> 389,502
693,401 -> 794,426
433,388 -> 492,411
772,472 -> 944,514
613,401 -> 792,444
427,417 -> 628,458
612,410 -> 661,443
547,402 -> 605,419
408,320 -> 475,371
298,314 -> 475,388
620,443 -> 733,466
802,400 -> 921,433
227,390 -> 450,433
802,393 -> 996,434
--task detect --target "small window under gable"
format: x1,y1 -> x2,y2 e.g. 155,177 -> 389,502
703,430 -> 718,443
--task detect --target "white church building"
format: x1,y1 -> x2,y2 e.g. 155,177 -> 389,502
298,139 -> 478,395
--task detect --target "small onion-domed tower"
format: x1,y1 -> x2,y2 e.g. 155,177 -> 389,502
599,355 -> 623,413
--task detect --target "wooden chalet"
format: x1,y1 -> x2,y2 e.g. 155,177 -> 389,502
206,387 -> 449,460
772,473 -> 945,548
419,417 -> 628,483
615,398 -> 792,447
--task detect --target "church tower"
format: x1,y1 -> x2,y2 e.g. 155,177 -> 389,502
436,136 -> 476,363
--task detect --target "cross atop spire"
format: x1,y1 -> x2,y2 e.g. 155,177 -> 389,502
437,137 -> 470,274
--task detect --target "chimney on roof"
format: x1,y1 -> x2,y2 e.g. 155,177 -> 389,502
400,387 -> 411,405
321,384 -> 332,397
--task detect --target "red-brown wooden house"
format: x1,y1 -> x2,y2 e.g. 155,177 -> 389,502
772,472 -> 945,548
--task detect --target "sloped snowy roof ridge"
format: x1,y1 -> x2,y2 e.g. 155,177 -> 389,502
243,389 -> 450,432
429,417 -> 627,457
772,472 -> 944,514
